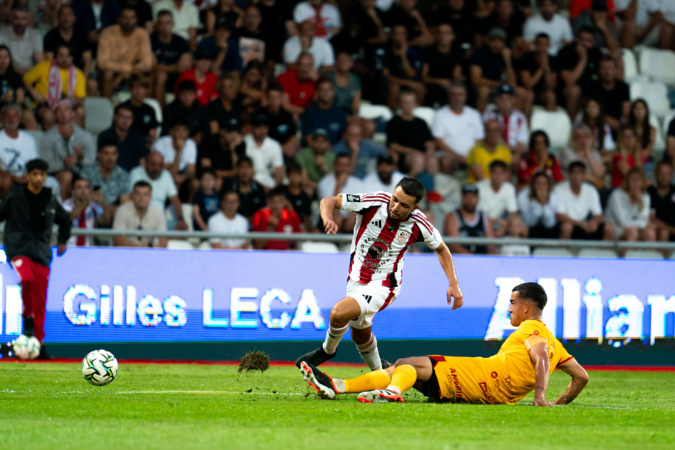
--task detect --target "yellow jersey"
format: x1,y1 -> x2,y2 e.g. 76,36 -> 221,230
466,143 -> 512,184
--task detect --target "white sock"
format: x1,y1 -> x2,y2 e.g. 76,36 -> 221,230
322,324 -> 349,354
356,334 -> 382,371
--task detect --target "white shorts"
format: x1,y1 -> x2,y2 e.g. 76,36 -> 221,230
345,279 -> 400,329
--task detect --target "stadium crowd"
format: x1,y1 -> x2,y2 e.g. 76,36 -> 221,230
0,0 -> 673,254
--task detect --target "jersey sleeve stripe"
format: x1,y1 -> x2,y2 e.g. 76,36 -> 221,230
362,194 -> 391,203
412,214 -> 434,234
412,211 -> 434,228
556,356 -> 574,367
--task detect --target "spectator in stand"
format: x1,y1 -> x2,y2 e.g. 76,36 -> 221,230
199,116 -> 243,189
206,74 -> 238,135
337,0 -> 388,54
469,28 -> 518,113
191,169 -> 219,231
583,55 -> 629,132
561,124 -> 606,189
231,5 -> 270,66
97,6 -> 153,98
252,186 -> 301,250
151,0 -> 199,51
383,24 -> 424,111
197,20 -> 242,78
577,98 -> 615,163
518,172 -> 558,238
71,0 -> 120,61
648,161 -> 675,242
296,128 -> 334,196
224,156 -> 266,220
112,180 -> 167,248
386,90 -> 436,177
361,153 -> 405,193
263,82 -> 298,160
205,0 -> 243,36
23,44 -> 86,131
317,153 -> 362,231
283,20 -> 335,72
384,0 -> 432,46
326,51 -> 361,117
63,177 -> 111,246
611,126 -> 641,188
428,154 -> 461,230
293,0 -> 341,39
300,76 -> 347,146
523,0 -> 573,56
667,116 -> 675,165
98,104 -> 147,171
119,0 -> 153,32
518,33 -> 558,112
481,0 -> 525,53
175,48 -> 218,107
0,5 -> 44,74
243,112 -> 284,189
483,84 -> 529,155
476,160 -> 518,236
627,99 -> 656,165
284,161 -> 313,232
151,118 -> 197,196
572,0 -> 619,53
557,26 -> 601,118
237,61 -> 267,122
555,161 -> 614,240
432,83 -> 484,165
605,166 -> 654,247
208,190 -> 249,250
38,100 -> 96,199
128,150 -> 187,230
0,45 -> 28,110
162,80 -> 205,138
81,140 -> 130,207
150,10 -> 191,106
617,0 -> 673,50
333,122 -> 385,179
444,184 -> 496,255
421,22 -> 462,107
467,119 -> 512,185
516,130 -> 563,190
278,52 -> 317,118
429,0 -> 480,53
0,103 -> 38,195
43,5 -> 93,88
120,75 -> 159,143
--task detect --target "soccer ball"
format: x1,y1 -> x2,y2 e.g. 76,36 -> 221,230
13,334 -> 41,360
82,350 -> 118,386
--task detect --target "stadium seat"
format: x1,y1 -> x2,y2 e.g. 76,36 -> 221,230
198,241 -> 212,250
24,129 -> 44,148
629,81 -> 670,117
638,48 -> 675,85
663,110 -> 675,139
299,242 -> 340,253
623,249 -> 664,259
530,110 -> 572,150
181,204 -> 194,232
413,107 -> 435,129
167,240 -> 195,250
358,103 -> 393,121
84,97 -> 114,135
111,91 -> 131,106
578,248 -> 618,259
621,48 -> 646,83
532,247 -> 574,258
144,98 -> 163,125
651,115 -> 665,153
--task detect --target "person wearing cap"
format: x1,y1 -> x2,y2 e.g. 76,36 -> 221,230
174,48 -> 218,107
469,27 -> 517,113
296,127 -> 335,196
361,153 -> 405,194
120,74 -> 160,142
571,0 -> 619,53
444,184 -> 496,255
0,158 -> 71,359
262,82 -> 298,159
38,99 -> 96,200
283,20 -> 335,72
0,103 -> 39,196
244,112 -> 284,189
523,0 -> 574,56
162,79 -> 206,138
197,19 -> 243,77
300,76 -> 347,146
467,118 -> 512,184
150,9 -> 192,106
518,33 -> 558,113
97,6 -> 153,98
483,83 -> 529,153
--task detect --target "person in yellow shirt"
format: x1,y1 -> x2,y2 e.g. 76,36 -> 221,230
300,282 -> 589,406
467,118 -> 512,184
23,43 -> 85,130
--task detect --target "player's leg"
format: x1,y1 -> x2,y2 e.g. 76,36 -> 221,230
12,257 -> 37,336
357,357 -> 434,403
300,360 -> 393,399
351,326 -> 384,371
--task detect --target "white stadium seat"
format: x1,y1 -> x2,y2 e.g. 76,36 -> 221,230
530,109 -> 572,150
578,248 -> 618,259
167,240 -> 194,250
629,81 -> 670,117
623,249 -> 664,260
663,110 -> 675,139
621,48 -> 646,83
638,48 -> 675,85
650,115 -> 665,153
84,97 -> 114,135
532,247 -> 574,258
413,106 -> 435,129
358,103 -> 393,121
299,242 -> 340,253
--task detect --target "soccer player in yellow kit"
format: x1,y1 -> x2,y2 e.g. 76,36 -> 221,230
300,282 -> 589,405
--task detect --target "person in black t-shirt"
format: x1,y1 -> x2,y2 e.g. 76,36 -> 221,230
150,10 -> 192,105
383,24 -> 425,110
199,116 -> 244,190
386,90 -> 435,176
384,0 -> 432,46
648,161 -> 675,243
518,33 -> 557,111
224,155 -> 266,220
444,184 -> 496,255
192,169 -> 220,231
421,22 -> 462,107
469,27 -> 517,112
162,80 -> 206,139
478,0 -> 525,51
557,26 -> 600,119
426,0 -> 479,55
43,5 -> 92,80
206,74 -> 239,135
0,45 -> 31,128
582,54 -> 629,132
120,75 -> 159,143
263,82 -> 298,160
284,161 -> 313,231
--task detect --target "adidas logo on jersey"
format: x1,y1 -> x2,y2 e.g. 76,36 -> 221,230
363,295 -> 373,303
372,220 -> 383,228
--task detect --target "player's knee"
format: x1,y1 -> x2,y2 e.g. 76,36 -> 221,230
394,357 -> 416,368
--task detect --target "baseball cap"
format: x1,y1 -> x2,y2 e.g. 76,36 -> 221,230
488,27 -> 507,41
312,128 -> 329,139
461,184 -> 479,194
224,117 -> 240,132
251,112 -> 269,126
496,84 -> 515,96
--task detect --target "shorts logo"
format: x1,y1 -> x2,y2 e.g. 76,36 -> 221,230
363,294 -> 372,304
346,194 -> 361,202
397,230 -> 411,243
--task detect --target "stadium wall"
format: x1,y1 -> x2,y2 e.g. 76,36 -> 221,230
0,249 -> 673,366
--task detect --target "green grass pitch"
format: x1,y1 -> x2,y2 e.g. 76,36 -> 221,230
1,362 -> 674,450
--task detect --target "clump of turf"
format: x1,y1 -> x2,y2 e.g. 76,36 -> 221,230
238,351 -> 270,373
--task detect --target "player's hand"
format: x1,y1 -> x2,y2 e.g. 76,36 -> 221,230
533,397 -> 554,407
323,218 -> 338,235
57,244 -> 67,256
447,283 -> 463,310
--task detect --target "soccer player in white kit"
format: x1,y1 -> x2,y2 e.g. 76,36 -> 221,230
296,177 -> 464,371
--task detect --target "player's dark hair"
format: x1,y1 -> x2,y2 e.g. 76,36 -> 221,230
26,159 -> 49,173
157,9 -> 173,19
133,180 -> 152,192
316,76 -> 333,89
286,161 -> 302,175
528,130 -> 550,152
71,175 -> 89,189
221,190 -> 239,203
266,81 -> 284,94
395,177 -> 426,204
512,283 -> 547,310
200,168 -> 216,179
489,160 -> 508,172
577,25 -> 595,37
268,186 -> 286,199
98,139 -> 118,152
568,161 -> 586,173
237,155 -> 253,167
114,103 -> 133,116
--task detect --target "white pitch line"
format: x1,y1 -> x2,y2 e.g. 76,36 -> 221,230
51,390 -> 306,396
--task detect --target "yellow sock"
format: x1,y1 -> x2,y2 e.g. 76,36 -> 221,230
343,369 -> 391,393
387,364 -> 417,394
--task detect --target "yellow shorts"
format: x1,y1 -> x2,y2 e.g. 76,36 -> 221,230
424,356 -> 509,404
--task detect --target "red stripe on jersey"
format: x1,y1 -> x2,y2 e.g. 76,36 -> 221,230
412,211 -> 433,229
412,212 -> 433,235
377,287 -> 397,312
384,223 -> 421,288
363,193 -> 391,199
362,194 -> 391,203
349,206 -> 380,280
359,215 -> 400,284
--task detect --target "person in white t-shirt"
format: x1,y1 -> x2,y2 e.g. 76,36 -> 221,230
554,161 -> 614,240
0,103 -> 38,196
208,190 -> 249,249
283,20 -> 335,71
605,167 -> 655,243
523,0 -> 574,56
476,160 -> 518,236
244,112 -> 284,189
432,83 -> 484,164
360,154 -> 405,194
151,119 -> 197,187
616,0 -> 673,48
293,0 -> 341,39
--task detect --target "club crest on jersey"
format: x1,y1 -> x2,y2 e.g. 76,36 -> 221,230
346,194 -> 361,202
397,230 -> 411,243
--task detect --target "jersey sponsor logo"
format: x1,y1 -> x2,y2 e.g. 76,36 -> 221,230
491,371 -> 498,379
533,330 -> 539,335
478,382 -> 495,404
397,230 -> 411,243
448,367 -> 464,400
346,194 -> 361,202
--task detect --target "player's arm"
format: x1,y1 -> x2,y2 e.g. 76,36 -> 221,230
319,195 -> 343,235
553,358 -> 589,406
434,242 -> 463,309
528,342 -> 552,406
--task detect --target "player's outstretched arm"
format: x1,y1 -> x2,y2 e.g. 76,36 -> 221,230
528,342 -> 552,406
553,359 -> 589,406
319,195 -> 343,235
434,242 -> 463,309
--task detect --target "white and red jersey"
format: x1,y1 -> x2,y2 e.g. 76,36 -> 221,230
340,191 -> 443,288
483,108 -> 529,148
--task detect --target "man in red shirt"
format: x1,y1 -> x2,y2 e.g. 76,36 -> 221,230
277,53 -> 317,118
252,186 -> 301,250
175,48 -> 219,106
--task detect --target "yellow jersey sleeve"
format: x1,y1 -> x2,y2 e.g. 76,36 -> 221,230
74,69 -> 86,98
553,338 -> 574,368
